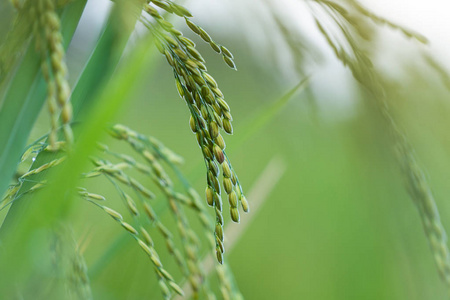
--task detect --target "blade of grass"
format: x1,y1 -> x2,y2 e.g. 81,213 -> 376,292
236,76 -> 310,146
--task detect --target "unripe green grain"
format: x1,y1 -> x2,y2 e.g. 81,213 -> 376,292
121,222 -> 138,235
171,3 -> 192,17
125,194 -> 139,216
158,280 -> 170,298
201,105 -> 208,119
230,207 -> 240,223
209,160 -> 219,176
217,98 -> 230,112
158,19 -> 174,30
241,196 -> 249,213
209,121 -> 219,139
215,224 -> 224,241
223,178 -> 233,194
216,208 -> 224,225
198,27 -> 212,43
187,46 -> 204,62
103,206 -> 123,221
185,18 -> 200,34
231,173 -> 237,186
86,193 -> 105,201
211,87 -> 224,98
140,227 -> 154,246
220,46 -> 233,59
203,146 -> 213,160
204,72 -> 218,87
223,55 -> 236,69
208,171 -> 220,192
215,134 -> 226,150
214,195 -> 222,211
212,102 -> 222,115
216,248 -> 223,264
223,118 -> 233,134
223,110 -> 233,121
168,281 -> 185,296
164,35 -> 178,48
213,145 -> 224,164
206,186 -> 214,206
145,4 -> 160,18
180,36 -> 195,47
216,238 -> 224,254
228,191 -> 238,208
152,0 -> 172,13
209,41 -> 221,53
222,163 -> 232,178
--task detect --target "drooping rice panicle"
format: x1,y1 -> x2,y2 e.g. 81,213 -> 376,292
33,0 -> 73,149
144,0 -> 236,69
110,122 -> 247,264
309,1 -> 450,292
123,129 -> 243,297
82,157 -> 197,296
79,193 -> 183,299
349,0 -> 428,43
107,125 -> 243,296
169,167 -> 244,299
135,2 -> 249,263
102,135 -> 208,297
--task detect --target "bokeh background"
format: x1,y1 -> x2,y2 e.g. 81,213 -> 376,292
4,0 -> 450,299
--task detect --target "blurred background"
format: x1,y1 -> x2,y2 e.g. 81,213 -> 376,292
5,0 -> 450,299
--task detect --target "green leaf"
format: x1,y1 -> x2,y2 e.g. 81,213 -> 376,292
236,76 -> 311,146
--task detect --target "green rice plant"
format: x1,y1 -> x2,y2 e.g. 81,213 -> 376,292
0,0 -> 252,298
2,0 -> 450,298
303,0 -> 450,295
